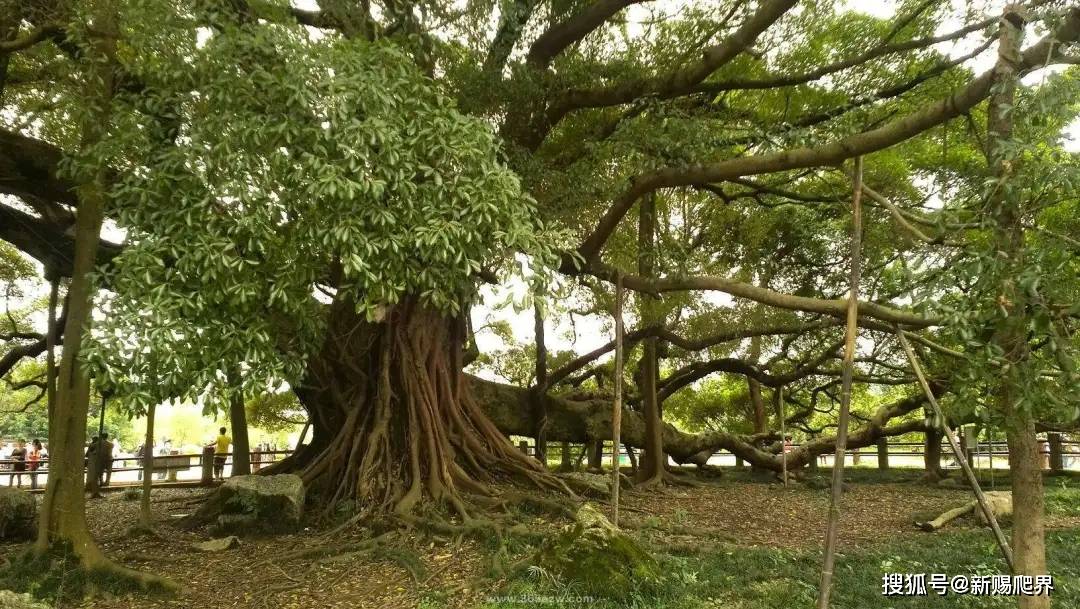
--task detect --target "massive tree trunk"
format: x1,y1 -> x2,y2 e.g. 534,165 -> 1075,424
285,298 -> 565,518
989,10 -> 1048,608
227,366 -> 251,476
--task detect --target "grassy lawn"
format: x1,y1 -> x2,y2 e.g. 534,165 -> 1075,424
472,482 -> 1080,609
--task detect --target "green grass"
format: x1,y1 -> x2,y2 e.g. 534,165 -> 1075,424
471,527 -> 1080,609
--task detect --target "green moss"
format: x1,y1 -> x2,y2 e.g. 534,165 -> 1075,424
534,504 -> 661,600
0,542 -> 170,606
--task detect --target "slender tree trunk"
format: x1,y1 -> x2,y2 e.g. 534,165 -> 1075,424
610,273 -> 624,525
227,366 -> 251,476
587,440 -> 604,471
34,7 -> 116,570
988,9 -> 1048,607
558,442 -> 573,472
817,157 -> 863,609
638,195 -> 665,484
532,302 -> 548,463
45,278 -> 60,425
139,402 -> 156,529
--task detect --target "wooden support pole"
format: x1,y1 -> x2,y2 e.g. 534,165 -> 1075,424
896,329 -> 1015,572
611,272 -> 624,527
817,156 -> 863,609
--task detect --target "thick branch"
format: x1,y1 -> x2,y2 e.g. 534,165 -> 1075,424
574,8 -> 1080,261
526,0 -> 647,68
544,0 -> 797,122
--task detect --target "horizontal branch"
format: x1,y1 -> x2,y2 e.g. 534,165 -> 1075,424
587,266 -> 940,327
546,317 -> 840,386
0,23 -> 64,55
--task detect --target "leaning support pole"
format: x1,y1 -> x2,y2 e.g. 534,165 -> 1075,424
611,272 -> 624,527
817,156 -> 863,609
895,329 -> 1015,572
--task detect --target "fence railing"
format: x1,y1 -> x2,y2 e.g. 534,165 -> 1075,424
509,437 -> 1080,471
0,449 -> 294,489
4,436 -> 1080,489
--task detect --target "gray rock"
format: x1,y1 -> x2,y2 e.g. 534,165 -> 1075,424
181,474 -> 305,534
0,487 -> 36,540
0,590 -> 50,609
193,535 -> 241,552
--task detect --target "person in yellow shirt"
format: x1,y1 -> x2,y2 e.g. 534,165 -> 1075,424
212,427 -> 231,480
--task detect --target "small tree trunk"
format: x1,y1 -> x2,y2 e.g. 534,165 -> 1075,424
45,278 -> 61,425
1005,410 -> 1048,609
227,366 -> 251,476
816,156 -> 863,609
587,440 -> 603,471
877,437 -> 889,470
558,442 -> 573,472
34,20 -> 113,563
1049,433 -> 1064,473
637,194 -> 665,484
924,426 -> 945,481
139,402 -> 156,529
532,302 -> 548,463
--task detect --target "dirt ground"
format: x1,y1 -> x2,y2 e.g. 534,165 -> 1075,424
3,473 -> 1073,608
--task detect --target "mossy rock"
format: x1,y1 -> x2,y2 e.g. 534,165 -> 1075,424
181,474 -> 304,534
0,590 -> 50,609
533,503 -> 661,599
0,487 -> 37,541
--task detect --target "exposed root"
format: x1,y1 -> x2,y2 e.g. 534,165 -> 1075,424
635,468 -> 701,490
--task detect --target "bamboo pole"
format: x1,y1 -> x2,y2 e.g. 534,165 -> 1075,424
895,329 -> 1015,572
776,386 -> 787,486
816,156 -> 863,609
611,272 -> 624,526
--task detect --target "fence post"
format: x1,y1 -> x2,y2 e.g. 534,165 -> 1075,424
877,438 -> 889,470
518,440 -> 529,456
1049,433 -> 1064,473
201,446 -> 214,485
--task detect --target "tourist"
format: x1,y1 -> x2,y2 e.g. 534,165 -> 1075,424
28,439 -> 43,489
99,432 -> 115,487
9,439 -> 27,487
212,427 -> 231,480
